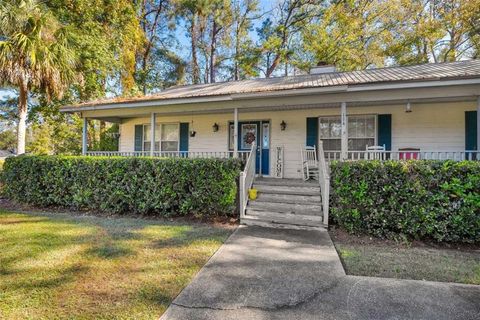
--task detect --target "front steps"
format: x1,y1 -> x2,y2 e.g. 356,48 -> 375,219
242,177 -> 324,228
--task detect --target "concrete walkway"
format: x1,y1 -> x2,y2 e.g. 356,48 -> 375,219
161,226 -> 480,320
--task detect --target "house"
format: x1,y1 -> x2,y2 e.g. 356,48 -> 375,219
61,60 -> 480,227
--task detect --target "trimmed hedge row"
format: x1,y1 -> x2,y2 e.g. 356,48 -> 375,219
330,160 -> 480,243
0,156 -> 242,216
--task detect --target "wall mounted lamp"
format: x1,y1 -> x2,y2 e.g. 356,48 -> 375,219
405,101 -> 412,113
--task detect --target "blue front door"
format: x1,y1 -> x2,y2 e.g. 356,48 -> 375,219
237,121 -> 270,175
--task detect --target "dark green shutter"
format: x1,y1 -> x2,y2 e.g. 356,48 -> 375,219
179,123 -> 189,152
378,114 -> 392,151
306,117 -> 318,148
134,125 -> 143,151
465,111 -> 477,150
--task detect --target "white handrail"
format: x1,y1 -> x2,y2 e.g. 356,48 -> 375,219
317,141 -> 330,226
239,142 -> 256,219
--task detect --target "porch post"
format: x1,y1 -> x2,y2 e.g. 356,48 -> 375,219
150,112 -> 156,156
340,102 -> 348,160
234,108 -> 238,158
82,117 -> 88,155
477,96 -> 480,151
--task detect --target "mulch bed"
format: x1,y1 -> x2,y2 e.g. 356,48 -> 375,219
329,225 -> 480,252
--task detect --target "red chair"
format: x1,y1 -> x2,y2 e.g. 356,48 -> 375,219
399,148 -> 420,160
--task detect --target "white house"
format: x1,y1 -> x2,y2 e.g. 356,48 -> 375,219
61,60 -> 480,228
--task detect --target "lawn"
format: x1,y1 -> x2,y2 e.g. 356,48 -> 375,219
0,210 -> 233,319
330,228 -> 480,285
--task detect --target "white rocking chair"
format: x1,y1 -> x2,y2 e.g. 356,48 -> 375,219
301,146 -> 319,181
366,144 -> 386,160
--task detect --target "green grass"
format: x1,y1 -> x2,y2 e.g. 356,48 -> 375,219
0,210 -> 232,319
331,230 -> 480,285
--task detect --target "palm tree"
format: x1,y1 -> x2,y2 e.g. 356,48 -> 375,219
0,0 -> 76,154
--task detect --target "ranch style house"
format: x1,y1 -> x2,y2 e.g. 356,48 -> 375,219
61,60 -> 480,228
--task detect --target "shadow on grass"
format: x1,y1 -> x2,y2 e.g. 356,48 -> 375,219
1,264 -> 89,291
149,226 -> 231,249
85,243 -> 135,259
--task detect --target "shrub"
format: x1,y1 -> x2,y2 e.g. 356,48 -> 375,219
330,160 -> 480,243
0,156 -> 242,216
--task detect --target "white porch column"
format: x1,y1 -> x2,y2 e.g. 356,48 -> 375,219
82,117 -> 88,155
477,96 -> 480,150
340,102 -> 348,160
150,112 -> 156,156
234,108 -> 238,158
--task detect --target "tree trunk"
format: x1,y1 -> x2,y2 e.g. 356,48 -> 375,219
191,13 -> 200,84
210,20 -> 218,83
266,53 -> 281,78
16,82 -> 28,155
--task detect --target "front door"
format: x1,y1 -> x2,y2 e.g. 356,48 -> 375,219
238,121 -> 270,175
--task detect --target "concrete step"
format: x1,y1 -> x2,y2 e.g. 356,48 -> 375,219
254,184 -> 320,196
243,210 -> 323,227
255,193 -> 321,205
254,178 -> 318,188
248,201 -> 322,216
240,219 -> 325,231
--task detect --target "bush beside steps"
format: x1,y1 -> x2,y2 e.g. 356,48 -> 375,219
330,160 -> 480,243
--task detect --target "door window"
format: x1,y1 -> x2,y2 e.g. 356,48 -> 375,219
262,123 -> 270,148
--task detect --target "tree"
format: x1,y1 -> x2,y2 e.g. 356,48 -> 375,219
259,0 -> 318,77
231,0 -> 260,80
177,0 -> 208,84
136,0 -> 185,93
0,0 -> 77,154
302,0 -> 392,71
383,0 -> 480,65
0,129 -> 16,152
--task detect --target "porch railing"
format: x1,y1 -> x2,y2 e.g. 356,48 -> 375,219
85,150 -> 250,161
324,150 -> 480,162
239,142 -> 256,219
317,141 -> 330,226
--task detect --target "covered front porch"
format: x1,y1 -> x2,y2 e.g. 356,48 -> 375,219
79,97 -> 480,179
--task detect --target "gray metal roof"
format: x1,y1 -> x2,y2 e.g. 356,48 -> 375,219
68,60 -> 480,108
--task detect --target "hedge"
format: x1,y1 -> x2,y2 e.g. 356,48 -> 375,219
330,160 -> 480,243
0,156 -> 242,216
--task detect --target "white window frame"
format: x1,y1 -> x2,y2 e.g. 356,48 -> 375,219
142,122 -> 180,152
318,114 -> 377,151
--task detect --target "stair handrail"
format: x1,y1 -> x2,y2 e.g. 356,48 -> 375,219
239,142 -> 256,219
317,141 -> 330,225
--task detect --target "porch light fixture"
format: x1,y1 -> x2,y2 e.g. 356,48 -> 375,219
189,130 -> 196,137
212,123 -> 219,132
405,101 -> 412,113
280,120 -> 287,131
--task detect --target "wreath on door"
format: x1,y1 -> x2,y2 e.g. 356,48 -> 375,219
244,131 -> 256,145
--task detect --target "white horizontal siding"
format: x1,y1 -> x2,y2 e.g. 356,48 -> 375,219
119,101 -> 476,179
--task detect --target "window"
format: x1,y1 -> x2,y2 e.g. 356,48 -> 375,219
319,115 -> 376,151
143,123 -> 179,151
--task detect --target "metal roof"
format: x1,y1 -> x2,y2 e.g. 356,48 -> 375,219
66,60 -> 480,109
